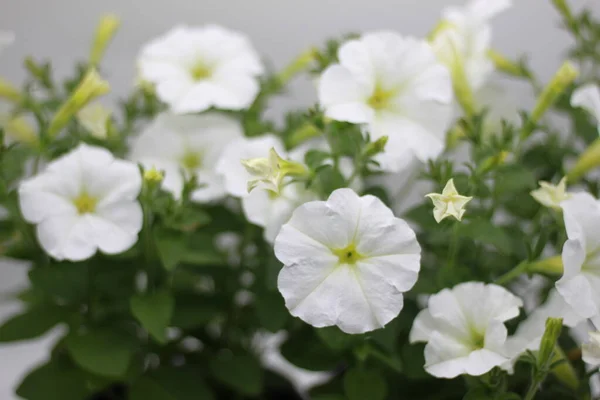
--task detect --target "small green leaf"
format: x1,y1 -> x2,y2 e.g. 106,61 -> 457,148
459,219 -> 513,254
316,326 -> 358,351
314,165 -> 346,196
255,291 -> 288,332
305,149 -> 331,169
151,366 -> 215,400
29,263 -> 89,303
129,377 -> 176,400
16,361 -> 90,400
130,290 -> 174,344
0,306 -> 67,342
171,295 -> 222,329
343,368 -> 387,400
65,328 -> 137,378
155,229 -> 186,271
210,352 -> 264,396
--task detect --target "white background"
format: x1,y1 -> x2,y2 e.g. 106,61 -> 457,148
0,0 -> 599,398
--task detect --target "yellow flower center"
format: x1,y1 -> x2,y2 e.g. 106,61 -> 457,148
181,151 -> 203,171
332,243 -> 364,265
73,193 -> 97,214
368,85 -> 396,110
190,62 -> 212,81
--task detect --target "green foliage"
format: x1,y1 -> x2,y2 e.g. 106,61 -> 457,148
130,290 -> 174,343
209,352 -> 264,396
343,368 -> 388,400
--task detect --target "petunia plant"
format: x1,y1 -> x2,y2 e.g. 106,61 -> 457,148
4,0 -> 600,399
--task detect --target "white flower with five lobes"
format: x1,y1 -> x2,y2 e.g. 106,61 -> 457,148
556,192 -> 600,326
410,282 -> 522,378
318,31 -> 454,173
431,0 -> 513,91
530,177 -> 571,211
571,83 -> 600,128
275,188 -> 421,334
138,25 -> 264,114
18,144 -> 143,261
129,112 -> 243,203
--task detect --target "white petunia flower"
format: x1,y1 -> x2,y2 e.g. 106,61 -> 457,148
318,32 -> 453,172
130,112 -> 243,202
275,188 -> 421,334
138,25 -> 263,114
0,31 -> 14,55
425,178 -> 473,223
410,282 -> 522,378
556,192 -> 600,325
18,143 -> 143,261
530,177 -> 571,211
432,0 -> 512,91
571,83 -> 600,129
583,330 -> 600,366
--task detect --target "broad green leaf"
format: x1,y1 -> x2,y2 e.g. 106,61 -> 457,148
129,377 -> 175,400
255,291 -> 288,332
155,228 -> 187,271
65,328 -> 137,378
0,306 -> 67,342
29,263 -> 89,303
316,326 -> 358,351
459,219 -> 513,254
343,368 -> 387,400
314,165 -> 346,196
281,326 -> 342,371
16,361 -> 90,400
130,290 -> 174,344
210,352 -> 263,396
171,295 -> 222,329
151,366 -> 215,400
305,149 -> 331,169
494,164 -> 536,196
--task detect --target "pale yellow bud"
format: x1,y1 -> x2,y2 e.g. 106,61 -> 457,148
241,147 -> 307,194
77,103 -> 112,139
0,115 -> 38,146
48,68 -> 110,138
425,179 -> 473,223
530,177 -> 570,210
143,167 -> 164,184
0,77 -> 21,104
90,14 -> 121,66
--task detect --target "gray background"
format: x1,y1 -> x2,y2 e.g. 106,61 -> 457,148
0,0 -> 598,398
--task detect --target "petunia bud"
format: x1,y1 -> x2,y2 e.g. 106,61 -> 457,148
48,68 -> 110,138
0,115 -> 38,146
530,177 -> 570,210
487,50 -> 528,78
278,47 -> 318,85
77,103 -> 112,139
0,77 -> 21,104
363,136 -> 388,157
241,147 -> 307,194
143,167 -> 164,184
567,138 -> 600,182
522,61 -> 578,140
89,14 -> 121,66
538,317 -> 563,370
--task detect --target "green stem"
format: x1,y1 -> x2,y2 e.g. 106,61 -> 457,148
367,346 -> 402,374
495,261 -> 529,285
524,376 -> 543,400
447,223 -> 461,271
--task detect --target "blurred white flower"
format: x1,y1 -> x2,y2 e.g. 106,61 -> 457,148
138,25 -> 263,114
425,178 -> 473,223
556,192 -> 600,324
19,143 -> 142,261
130,112 -> 243,203
0,31 -> 14,55
275,188 -> 421,334
432,0 -> 512,91
318,32 -> 453,172
410,282 -> 522,378
583,331 -> 600,366
77,103 -> 111,139
530,177 -> 571,211
216,134 -> 286,198
571,83 -> 600,127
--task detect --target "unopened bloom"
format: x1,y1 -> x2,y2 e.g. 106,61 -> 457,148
138,25 -> 263,114
556,192 -> 600,325
410,282 -> 523,378
89,15 -> 121,66
77,103 -> 112,139
318,31 -> 453,172
275,188 -> 421,334
130,112 -> 243,202
241,148 -> 307,194
571,83 -> 600,129
18,144 -> 143,261
531,177 -> 570,210
431,0 -> 512,92
583,330 -> 600,366
425,178 -> 472,222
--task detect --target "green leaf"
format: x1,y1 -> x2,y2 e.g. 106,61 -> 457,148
65,328 -> 137,378
171,295 -> 222,329
0,306 -> 67,342
210,352 -> 264,396
16,361 -> 90,400
305,149 -> 331,169
155,229 -> 187,271
150,366 -> 215,400
314,165 -> 346,196
459,219 -> 513,254
316,326 -> 358,351
463,388 -> 493,400
130,290 -> 174,344
343,368 -> 387,400
281,326 -> 343,371
494,164 -> 536,196
129,377 -> 176,400
255,291 -> 288,332
29,263 -> 89,303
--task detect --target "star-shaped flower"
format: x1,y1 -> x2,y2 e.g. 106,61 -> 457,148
241,147 -> 307,194
530,177 -> 570,210
425,178 -> 473,223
